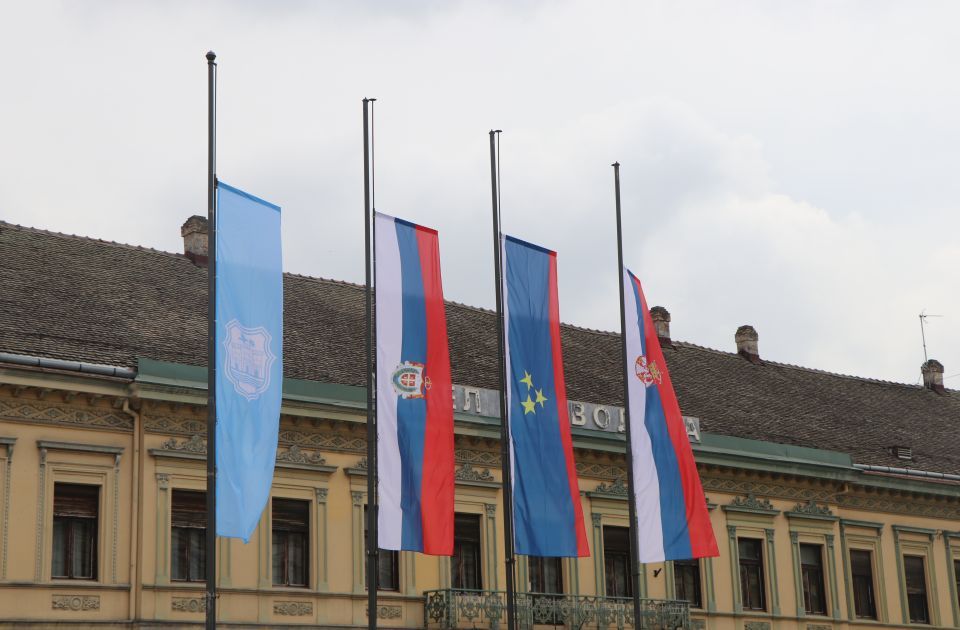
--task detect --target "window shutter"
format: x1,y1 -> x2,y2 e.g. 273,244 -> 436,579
53,483 -> 99,518
172,489 -> 207,529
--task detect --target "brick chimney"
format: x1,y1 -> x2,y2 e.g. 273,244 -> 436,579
181,216 -> 208,266
735,325 -> 762,364
921,359 -> 945,394
650,306 -> 671,345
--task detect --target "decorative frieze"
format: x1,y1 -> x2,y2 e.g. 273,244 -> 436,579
593,477 -> 629,496
161,434 -> 205,453
276,445 -> 326,465
455,463 -> 494,482
724,493 -> 777,513
455,448 -> 500,468
52,595 -> 100,611
744,622 -> 770,630
701,476 -> 835,503
365,604 -> 402,619
0,399 -> 132,431
788,500 -> 836,520
274,601 -> 313,616
576,462 -> 627,481
171,597 -> 206,613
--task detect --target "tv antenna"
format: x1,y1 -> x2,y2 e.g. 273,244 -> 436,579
919,310 -> 942,362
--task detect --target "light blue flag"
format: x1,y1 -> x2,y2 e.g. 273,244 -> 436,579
215,181 -> 283,542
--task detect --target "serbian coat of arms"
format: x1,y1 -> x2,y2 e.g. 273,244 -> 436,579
634,355 -> 663,387
391,361 -> 431,399
223,319 -> 276,401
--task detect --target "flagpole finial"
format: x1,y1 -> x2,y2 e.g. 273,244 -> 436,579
206,50 -> 216,62
612,161 -> 620,168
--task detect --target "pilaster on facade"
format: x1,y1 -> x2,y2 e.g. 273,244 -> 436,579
764,528 -> 780,617
0,436 -> 14,581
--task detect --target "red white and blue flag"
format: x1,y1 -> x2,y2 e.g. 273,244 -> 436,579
503,236 -> 589,557
623,268 -> 718,562
375,212 -> 455,555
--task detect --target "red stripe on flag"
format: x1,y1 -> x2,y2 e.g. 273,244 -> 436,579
415,225 -> 455,556
548,253 -> 591,557
634,277 -> 718,558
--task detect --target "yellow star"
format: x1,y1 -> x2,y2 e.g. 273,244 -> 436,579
535,389 -> 548,408
520,371 -> 534,390
521,394 -> 537,415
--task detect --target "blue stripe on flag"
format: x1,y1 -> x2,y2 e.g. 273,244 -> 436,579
629,273 -> 647,357
395,220 -> 427,551
644,388 -> 693,558
504,237 -> 577,556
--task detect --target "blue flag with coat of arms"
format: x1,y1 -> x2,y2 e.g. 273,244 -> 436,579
215,182 -> 283,542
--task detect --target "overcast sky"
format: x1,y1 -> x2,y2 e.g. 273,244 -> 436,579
2,1 -> 958,386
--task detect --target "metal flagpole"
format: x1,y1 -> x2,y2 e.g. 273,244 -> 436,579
489,129 -> 517,630
612,162 -> 643,628
204,49 -> 218,630
362,97 -> 379,630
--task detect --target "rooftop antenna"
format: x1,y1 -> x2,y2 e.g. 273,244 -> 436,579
919,310 -> 942,362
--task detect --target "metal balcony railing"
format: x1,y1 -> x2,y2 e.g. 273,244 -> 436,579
423,589 -> 690,629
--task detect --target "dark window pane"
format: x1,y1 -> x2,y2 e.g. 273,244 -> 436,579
738,538 -> 765,611
452,513 -> 482,591
904,555 -> 929,624
272,498 -> 309,587
850,550 -> 876,619
603,526 -> 632,598
52,483 -> 99,580
171,490 -> 206,582
363,506 -> 399,591
800,544 -> 826,615
674,560 -> 702,608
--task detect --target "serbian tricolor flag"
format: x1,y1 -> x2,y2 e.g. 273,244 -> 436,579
623,268 -> 718,562
503,236 -> 589,557
375,212 -> 455,555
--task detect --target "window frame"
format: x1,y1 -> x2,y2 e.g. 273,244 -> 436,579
272,497 -> 310,588
451,512 -> 483,592
850,548 -> 878,620
363,505 -> 400,592
738,537 -> 767,612
602,525 -> 633,599
170,488 -> 206,583
673,559 -> 704,609
903,554 -> 930,625
51,482 -> 100,581
799,543 -> 827,616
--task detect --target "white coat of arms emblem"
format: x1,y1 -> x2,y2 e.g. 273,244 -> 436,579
391,361 -> 431,399
223,319 -> 276,401
634,355 -> 663,387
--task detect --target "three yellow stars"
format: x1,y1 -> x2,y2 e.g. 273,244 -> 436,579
519,370 -> 548,414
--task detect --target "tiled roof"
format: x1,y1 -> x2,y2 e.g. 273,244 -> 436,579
2,220 -> 958,474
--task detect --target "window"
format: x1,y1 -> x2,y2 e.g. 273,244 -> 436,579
800,544 -> 827,615
529,556 -> 564,594
738,538 -> 766,611
52,483 -> 99,580
850,549 -> 877,619
904,555 -> 929,624
363,506 -> 399,591
674,559 -> 703,608
603,526 -> 632,598
171,489 -> 206,582
272,498 -> 309,587
452,513 -> 482,591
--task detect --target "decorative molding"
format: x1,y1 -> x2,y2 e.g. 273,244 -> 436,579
366,604 -> 402,619
52,595 -> 100,611
161,434 -> 206,454
455,463 -> 494,483
787,500 -> 837,521
807,625 -> 832,630
790,531 -> 799,543
455,448 -> 500,468
156,473 -> 170,490
346,457 -> 368,476
277,444 -> 326,465
839,493 -> 960,520
592,477 -> 629,496
274,601 -> 313,616
723,493 -> 778,514
171,597 -> 206,613
744,621 -> 770,630
36,440 -> 124,457
591,513 -> 603,527
484,503 -> 497,517
702,476 -> 835,503
0,399 -> 132,432
315,488 -> 328,503
144,414 -> 205,437
1,438 -> 13,580
351,491 -> 365,506
576,462 -> 627,481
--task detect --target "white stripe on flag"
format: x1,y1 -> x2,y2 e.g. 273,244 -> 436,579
623,267 -> 665,563
375,213 -> 403,550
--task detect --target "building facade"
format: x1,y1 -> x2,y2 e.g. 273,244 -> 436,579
0,218 -> 958,629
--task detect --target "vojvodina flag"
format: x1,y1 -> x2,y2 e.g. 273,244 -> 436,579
503,236 -> 589,557
375,212 -> 454,555
215,182 -> 283,542
623,267 -> 717,561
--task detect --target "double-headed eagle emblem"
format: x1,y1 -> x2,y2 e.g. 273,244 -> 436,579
634,355 -> 663,387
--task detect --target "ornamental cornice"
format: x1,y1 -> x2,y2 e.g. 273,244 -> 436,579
786,500 -> 837,521
455,463 -> 495,484
592,477 -> 629,497
722,493 -> 779,515
0,398 -> 132,432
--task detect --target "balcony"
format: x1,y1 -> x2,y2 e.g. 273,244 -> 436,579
423,589 -> 690,629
